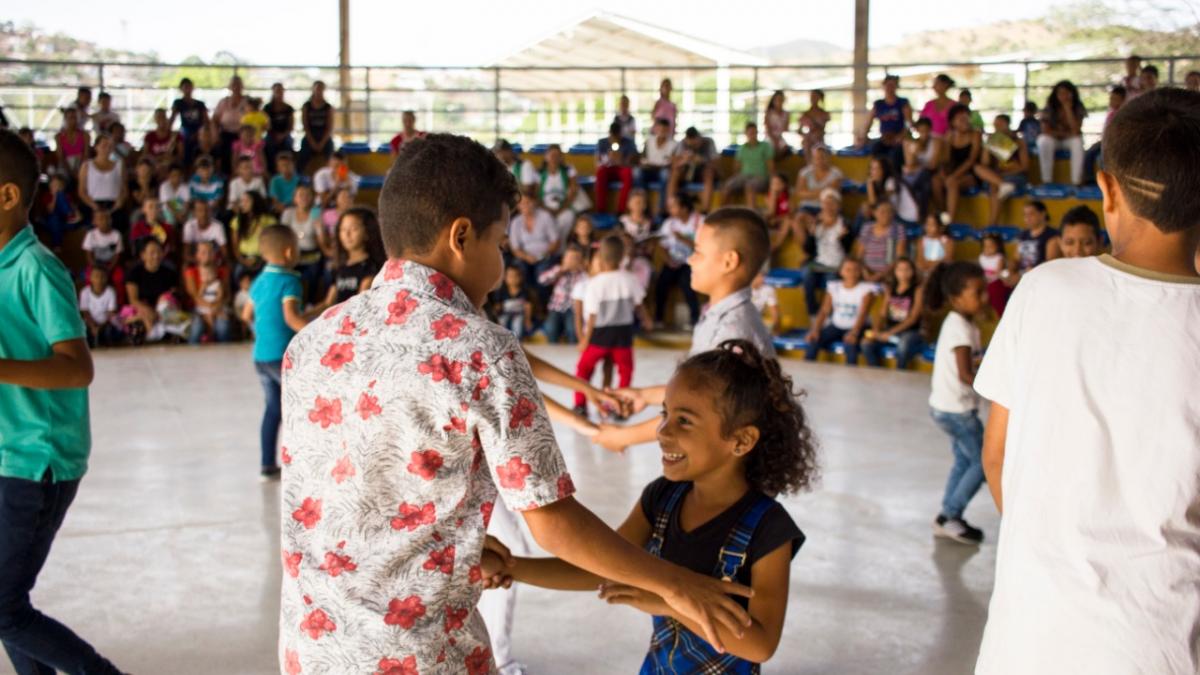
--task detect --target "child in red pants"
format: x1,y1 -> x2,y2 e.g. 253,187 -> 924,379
575,235 -> 647,416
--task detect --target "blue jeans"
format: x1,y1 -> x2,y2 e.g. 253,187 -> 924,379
499,312 -> 526,341
863,329 -> 925,369
931,408 -> 985,519
188,314 -> 233,344
0,475 -> 122,675
803,264 -> 836,319
805,324 -> 861,366
255,361 -> 283,469
654,264 -> 699,324
542,309 -> 576,344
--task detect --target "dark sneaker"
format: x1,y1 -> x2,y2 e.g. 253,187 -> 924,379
572,404 -> 588,419
259,466 -> 282,483
933,516 -> 984,545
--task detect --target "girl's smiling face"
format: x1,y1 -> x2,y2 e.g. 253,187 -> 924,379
657,373 -> 750,483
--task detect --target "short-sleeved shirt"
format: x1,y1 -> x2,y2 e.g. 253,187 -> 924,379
596,136 -> 638,167
172,98 -> 208,136
269,174 -> 300,208
873,97 -> 910,135
920,99 -> 953,137
508,210 -> 559,260
389,130 -> 427,155
189,176 -> 225,205
642,137 -> 679,168
312,167 -> 359,197
333,259 -> 381,304
639,478 -> 803,603
928,311 -> 980,413
857,221 -> 904,274
182,219 -> 228,249
797,165 -> 845,210
280,259 -> 574,674
249,264 -> 302,362
973,256 -> 1200,674
266,102 -> 295,135
79,285 -> 117,324
126,263 -> 179,307
827,281 -> 873,331
0,226 -> 90,482
1017,227 -> 1059,272
82,227 -> 123,265
690,288 -> 775,358
583,270 -> 645,348
228,176 -> 266,207
735,141 -> 773,179
652,98 -> 678,132
661,213 -> 701,266
495,285 -> 530,316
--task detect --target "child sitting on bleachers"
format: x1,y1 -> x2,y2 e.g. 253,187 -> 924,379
159,164 -> 191,226
232,125 -> 267,177
189,156 -> 225,209
1016,101 -> 1040,152
617,191 -> 654,290
566,212 -> 597,251
805,257 -> 875,366
801,187 -> 849,317
916,214 -> 953,274
655,193 -> 702,329
863,257 -> 925,369
130,196 -> 177,260
1059,205 -> 1102,258
82,208 -> 124,299
228,156 -> 266,207
764,173 -> 794,250
494,264 -> 534,341
979,233 -> 1012,316
750,266 -> 779,334
268,152 -> 300,213
1013,200 -> 1061,277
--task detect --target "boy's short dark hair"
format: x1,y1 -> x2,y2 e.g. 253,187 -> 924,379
608,121 -> 622,136
1141,64 -> 1159,77
702,207 -> 771,278
98,92 -> 111,100
259,224 -> 298,258
685,127 -> 701,140
959,88 -> 973,99
1027,199 -> 1049,216
276,151 -> 294,163
196,155 -> 213,169
180,77 -> 193,87
915,116 -> 932,129
379,133 -> 518,257
1023,101 -> 1038,113
78,86 -> 92,96
883,74 -> 900,85
996,113 -> 1012,125
1111,85 -> 1127,98
0,129 -> 40,207
597,235 -> 625,266
1061,205 -> 1101,236
1103,88 -> 1200,234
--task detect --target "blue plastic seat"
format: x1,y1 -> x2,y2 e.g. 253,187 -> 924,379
721,145 -> 739,157
528,143 -> 551,155
880,344 -> 900,360
374,143 -> 392,154
773,331 -> 810,352
920,345 -> 937,363
983,225 -> 1021,242
590,213 -> 618,230
1075,185 -> 1102,201
836,146 -> 870,157
947,224 -> 980,241
569,143 -> 597,155
339,142 -> 372,154
510,144 -> 523,154
358,175 -> 385,190
764,268 -> 805,288
960,185 -> 984,197
1029,183 -> 1075,199
905,225 -> 924,241
577,176 -> 596,188
841,179 -> 866,194
683,182 -> 706,194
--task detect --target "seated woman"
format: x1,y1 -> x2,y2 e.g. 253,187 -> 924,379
1036,80 -> 1088,185
800,188 -> 849,318
853,201 -> 906,283
862,257 -> 926,369
977,113 -> 1028,226
536,144 -> 581,239
792,145 -> 844,215
122,238 -> 185,344
230,190 -> 278,280
901,117 -> 942,221
933,104 -> 980,225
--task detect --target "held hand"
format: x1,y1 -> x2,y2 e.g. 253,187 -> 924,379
659,572 -> 754,654
479,549 -> 514,590
844,331 -> 860,346
609,387 -> 648,415
592,423 -> 631,454
483,535 -> 514,568
598,583 -> 670,616
586,386 -> 627,418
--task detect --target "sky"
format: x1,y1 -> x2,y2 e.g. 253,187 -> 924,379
9,0 -> 1103,66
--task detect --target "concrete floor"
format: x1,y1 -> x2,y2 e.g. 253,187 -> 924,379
9,344 -> 999,675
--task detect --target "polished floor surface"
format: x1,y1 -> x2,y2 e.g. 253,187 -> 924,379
8,344 -> 999,675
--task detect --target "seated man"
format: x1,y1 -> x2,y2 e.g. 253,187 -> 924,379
720,122 -> 774,207
668,127 -> 718,212
594,122 -> 637,215
639,118 -> 678,216
312,151 -> 359,209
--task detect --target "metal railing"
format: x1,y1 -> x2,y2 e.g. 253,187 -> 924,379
2,55 -> 1197,152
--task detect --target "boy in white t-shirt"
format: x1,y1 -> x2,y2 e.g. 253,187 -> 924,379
804,258 -> 874,365
974,88 -> 1200,675
750,266 -> 779,333
227,156 -> 266,207
923,261 -> 989,545
81,209 -> 123,270
575,236 -> 647,415
79,266 -> 120,347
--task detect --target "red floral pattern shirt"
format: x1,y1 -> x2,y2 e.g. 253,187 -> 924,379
279,259 -> 575,674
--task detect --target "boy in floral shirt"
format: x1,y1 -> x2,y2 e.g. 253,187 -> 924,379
279,134 -> 752,675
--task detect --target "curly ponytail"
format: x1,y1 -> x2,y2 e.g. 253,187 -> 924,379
676,340 -> 820,496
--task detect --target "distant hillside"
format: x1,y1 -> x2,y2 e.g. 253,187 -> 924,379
750,38 -> 850,63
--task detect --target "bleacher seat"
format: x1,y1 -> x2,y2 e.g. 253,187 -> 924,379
905,225 -> 923,241
721,145 -> 739,157
374,143 -> 392,154
836,146 -> 870,157
568,143 -> 596,155
774,330 -> 810,352
960,185 -> 984,197
947,224 -> 980,241
590,213 -> 618,230
1075,185 -> 1102,201
983,225 -> 1021,241
577,176 -> 596,188
683,182 -> 706,194
920,345 -> 937,363
339,142 -> 372,154
510,144 -> 523,154
841,179 -> 867,194
358,175 -> 385,190
765,268 -> 805,288
1029,183 -> 1074,199
528,143 -> 551,155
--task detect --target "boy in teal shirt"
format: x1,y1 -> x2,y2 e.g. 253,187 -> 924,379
0,130 -> 122,673
241,225 -> 309,480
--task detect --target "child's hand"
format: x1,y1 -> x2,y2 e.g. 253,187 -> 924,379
844,330 -> 860,346
598,582 -> 669,616
479,549 -> 513,590
587,387 -> 628,418
609,387 -> 648,415
592,423 -> 630,454
805,329 -> 819,344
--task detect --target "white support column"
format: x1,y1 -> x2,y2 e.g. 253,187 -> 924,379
716,64 -> 731,149
852,0 -> 870,140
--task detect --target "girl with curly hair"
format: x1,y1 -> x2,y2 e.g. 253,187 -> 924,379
487,339 -> 818,673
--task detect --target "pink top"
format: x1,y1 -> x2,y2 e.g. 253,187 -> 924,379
652,98 -> 678,133
920,99 -> 954,137
232,138 -> 266,175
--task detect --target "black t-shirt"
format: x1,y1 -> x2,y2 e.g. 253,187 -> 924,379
303,101 -> 332,137
127,263 -> 180,305
639,478 -> 804,608
171,98 -> 207,135
494,285 -> 530,316
267,102 -> 295,134
334,259 -> 380,304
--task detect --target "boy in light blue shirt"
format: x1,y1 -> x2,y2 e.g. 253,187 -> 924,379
241,225 -> 309,480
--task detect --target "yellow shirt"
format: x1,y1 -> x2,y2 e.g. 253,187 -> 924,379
236,214 -> 278,258
241,111 -> 269,138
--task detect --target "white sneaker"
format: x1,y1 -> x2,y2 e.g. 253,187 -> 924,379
938,211 -> 951,226
997,183 -> 1017,200
933,515 -> 984,545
